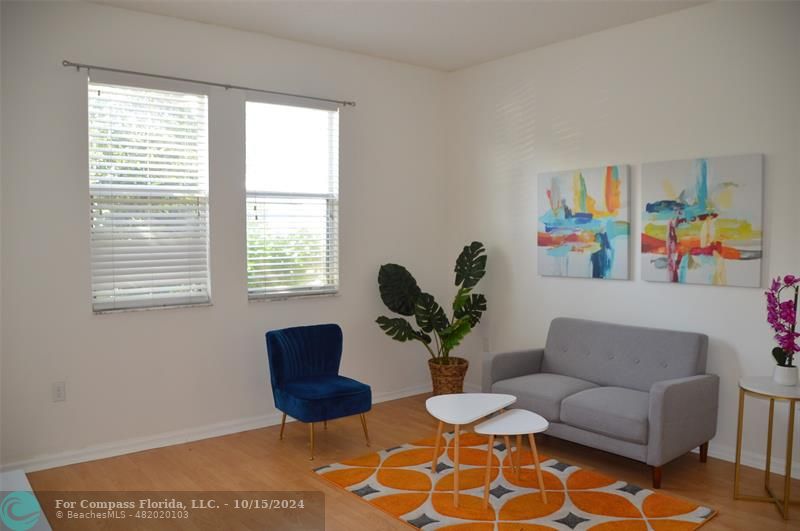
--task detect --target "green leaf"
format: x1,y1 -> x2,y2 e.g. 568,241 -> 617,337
438,319 -> 473,352
414,292 -> 450,333
452,287 -> 470,313
378,264 -> 421,316
454,241 -> 487,291
773,347 -> 788,367
453,293 -> 487,327
376,316 -> 431,344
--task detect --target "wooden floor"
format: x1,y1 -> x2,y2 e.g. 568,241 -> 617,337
29,393 -> 799,530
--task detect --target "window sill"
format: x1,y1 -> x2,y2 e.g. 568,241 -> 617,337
248,290 -> 339,303
93,302 -> 213,315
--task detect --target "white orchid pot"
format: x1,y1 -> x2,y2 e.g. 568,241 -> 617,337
773,365 -> 799,386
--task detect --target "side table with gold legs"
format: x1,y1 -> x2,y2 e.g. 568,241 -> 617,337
734,376 -> 799,519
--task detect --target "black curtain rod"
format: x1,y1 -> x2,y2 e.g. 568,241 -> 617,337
62,60 -> 356,107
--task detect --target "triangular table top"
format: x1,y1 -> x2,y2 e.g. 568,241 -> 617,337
425,393 -> 516,425
475,408 -> 549,435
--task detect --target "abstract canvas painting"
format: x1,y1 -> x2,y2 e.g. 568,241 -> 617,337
641,154 -> 763,287
538,165 -> 630,279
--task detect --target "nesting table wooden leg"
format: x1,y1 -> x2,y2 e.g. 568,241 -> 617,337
453,426 -> 461,505
483,434 -> 495,508
528,433 -> 547,504
431,421 -> 444,472
503,436 -> 512,472
475,408 -> 550,509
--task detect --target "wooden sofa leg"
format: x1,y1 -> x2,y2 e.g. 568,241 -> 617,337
651,466 -> 662,489
699,442 -> 708,463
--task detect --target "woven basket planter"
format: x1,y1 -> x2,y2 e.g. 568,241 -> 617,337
428,357 -> 469,395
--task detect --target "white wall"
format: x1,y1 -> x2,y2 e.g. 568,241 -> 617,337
446,1 -> 800,476
0,1 -> 450,468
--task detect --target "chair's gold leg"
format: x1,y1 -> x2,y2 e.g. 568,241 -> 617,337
483,434 -> 495,508
279,413 -> 287,440
431,421 -> 444,473
359,413 -> 371,446
309,422 -> 315,461
516,434 -> 523,478
529,433 -> 547,504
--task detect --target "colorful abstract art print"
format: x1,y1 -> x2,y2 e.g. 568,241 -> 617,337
538,165 -> 630,279
641,154 -> 763,287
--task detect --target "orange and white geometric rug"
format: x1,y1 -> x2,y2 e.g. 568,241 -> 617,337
315,431 -> 717,530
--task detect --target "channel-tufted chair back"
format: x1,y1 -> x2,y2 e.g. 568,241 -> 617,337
266,323 -> 343,390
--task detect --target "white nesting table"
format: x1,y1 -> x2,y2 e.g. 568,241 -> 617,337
426,393 -> 516,505
475,409 -> 549,507
734,376 -> 800,519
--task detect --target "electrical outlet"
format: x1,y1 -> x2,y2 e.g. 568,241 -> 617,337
53,381 -> 66,402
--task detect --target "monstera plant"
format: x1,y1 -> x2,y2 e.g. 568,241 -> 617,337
376,242 -> 487,394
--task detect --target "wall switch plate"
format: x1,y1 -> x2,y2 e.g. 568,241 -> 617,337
53,381 -> 66,402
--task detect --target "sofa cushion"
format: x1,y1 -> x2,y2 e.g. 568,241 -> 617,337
492,373 -> 597,421
560,387 -> 649,444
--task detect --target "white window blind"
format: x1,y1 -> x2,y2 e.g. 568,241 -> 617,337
246,100 -> 339,299
89,82 -> 210,312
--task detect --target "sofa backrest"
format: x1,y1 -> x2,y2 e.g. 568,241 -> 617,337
542,318 -> 708,392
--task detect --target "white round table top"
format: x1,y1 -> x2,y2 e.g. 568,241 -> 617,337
739,376 -> 800,400
474,409 -> 549,436
425,393 -> 516,425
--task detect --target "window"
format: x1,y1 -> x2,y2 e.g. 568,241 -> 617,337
88,82 -> 210,312
246,100 -> 339,299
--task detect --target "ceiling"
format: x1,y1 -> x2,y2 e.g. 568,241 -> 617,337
93,1 -> 705,71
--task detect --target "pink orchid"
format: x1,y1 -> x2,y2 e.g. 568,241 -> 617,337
767,275 -> 800,365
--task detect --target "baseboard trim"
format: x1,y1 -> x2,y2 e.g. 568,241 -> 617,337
14,384 -> 791,482
1,383 -> 432,474
691,440 -> 800,480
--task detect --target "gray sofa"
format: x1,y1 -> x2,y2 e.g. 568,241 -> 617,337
482,317 -> 718,488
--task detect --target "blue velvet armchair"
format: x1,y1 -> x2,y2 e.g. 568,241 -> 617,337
265,323 -> 372,459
